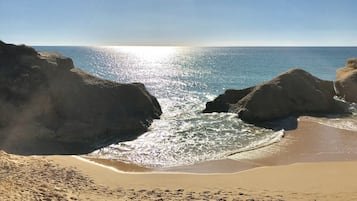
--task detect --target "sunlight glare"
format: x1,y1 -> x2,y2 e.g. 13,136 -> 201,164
110,46 -> 177,62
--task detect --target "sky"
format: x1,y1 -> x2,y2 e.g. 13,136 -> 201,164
1,0 -> 357,46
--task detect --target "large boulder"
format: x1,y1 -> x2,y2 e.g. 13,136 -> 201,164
335,58 -> 357,103
204,69 -> 349,124
0,41 -> 162,154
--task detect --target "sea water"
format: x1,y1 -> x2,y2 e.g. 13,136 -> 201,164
35,46 -> 357,167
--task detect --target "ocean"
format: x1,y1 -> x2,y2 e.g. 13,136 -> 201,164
34,46 -> 357,168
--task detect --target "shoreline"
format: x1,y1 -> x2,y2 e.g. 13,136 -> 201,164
84,116 -> 357,173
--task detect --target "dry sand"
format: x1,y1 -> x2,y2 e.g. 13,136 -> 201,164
1,117 -> 357,200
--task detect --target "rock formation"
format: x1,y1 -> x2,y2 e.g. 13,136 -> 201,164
0,41 -> 162,154
204,69 -> 349,124
335,58 -> 357,103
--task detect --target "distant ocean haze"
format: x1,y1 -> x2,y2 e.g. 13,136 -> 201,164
35,46 -> 357,167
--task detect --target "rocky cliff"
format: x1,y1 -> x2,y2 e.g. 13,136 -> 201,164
335,58 -> 357,103
204,68 -> 349,125
0,41 -> 162,154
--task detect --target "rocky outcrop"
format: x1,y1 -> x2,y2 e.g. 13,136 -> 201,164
203,87 -> 254,113
0,41 -> 162,154
204,69 -> 349,124
335,58 -> 357,103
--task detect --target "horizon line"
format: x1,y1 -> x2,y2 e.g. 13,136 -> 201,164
4,40 -> 357,48
32,44 -> 357,48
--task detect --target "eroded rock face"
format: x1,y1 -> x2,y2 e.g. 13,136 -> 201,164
335,58 -> 357,103
204,69 -> 349,124
203,87 -> 254,113
0,41 -> 162,154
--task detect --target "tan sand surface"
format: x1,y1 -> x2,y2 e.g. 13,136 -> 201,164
50,156 -> 357,200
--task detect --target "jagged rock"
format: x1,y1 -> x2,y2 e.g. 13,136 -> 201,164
203,87 -> 254,113
335,58 -> 357,103
0,41 -> 162,154
204,69 -> 349,124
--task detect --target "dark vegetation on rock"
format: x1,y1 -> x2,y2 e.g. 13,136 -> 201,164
0,41 -> 162,154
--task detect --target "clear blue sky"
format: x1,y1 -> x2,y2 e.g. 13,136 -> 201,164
1,0 -> 357,46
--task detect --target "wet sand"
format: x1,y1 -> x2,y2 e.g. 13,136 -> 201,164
234,116 -> 357,165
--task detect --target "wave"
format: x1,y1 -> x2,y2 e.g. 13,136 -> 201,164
299,101 -> 357,132
226,129 -> 285,157
90,110 -> 285,168
305,117 -> 357,132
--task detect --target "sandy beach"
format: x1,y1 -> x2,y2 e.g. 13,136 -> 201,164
1,117 -> 357,200
2,0 -> 357,200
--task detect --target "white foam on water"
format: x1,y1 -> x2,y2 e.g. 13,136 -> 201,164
90,95 -> 285,168
311,118 -> 357,132
302,102 -> 357,132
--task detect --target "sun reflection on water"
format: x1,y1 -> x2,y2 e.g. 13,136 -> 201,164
108,46 -> 178,63
99,45 -> 187,100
